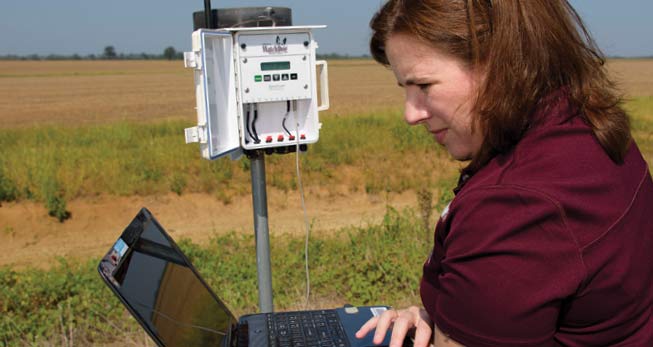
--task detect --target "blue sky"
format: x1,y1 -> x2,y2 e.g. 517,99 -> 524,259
1,0 -> 651,57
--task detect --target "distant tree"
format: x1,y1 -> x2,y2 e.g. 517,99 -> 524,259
103,46 -> 117,59
163,46 -> 177,60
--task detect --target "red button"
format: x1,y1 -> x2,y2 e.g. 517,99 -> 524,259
266,136 -> 273,143
300,134 -> 306,140
289,135 -> 296,141
277,135 -> 284,142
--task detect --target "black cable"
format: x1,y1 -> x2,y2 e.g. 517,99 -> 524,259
245,105 -> 258,144
282,100 -> 292,136
252,104 -> 261,143
282,118 -> 291,136
245,105 -> 252,142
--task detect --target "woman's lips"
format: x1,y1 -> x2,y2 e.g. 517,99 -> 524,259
432,128 -> 447,144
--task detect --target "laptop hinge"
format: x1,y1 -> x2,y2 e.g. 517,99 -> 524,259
235,321 -> 248,347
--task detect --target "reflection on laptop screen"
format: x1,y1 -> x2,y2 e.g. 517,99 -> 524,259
100,216 -> 234,347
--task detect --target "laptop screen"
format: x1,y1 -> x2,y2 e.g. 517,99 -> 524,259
99,209 -> 236,347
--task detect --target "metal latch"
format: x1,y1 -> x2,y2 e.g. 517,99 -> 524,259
184,52 -> 199,69
184,126 -> 200,143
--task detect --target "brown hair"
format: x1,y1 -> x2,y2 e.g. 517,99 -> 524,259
370,0 -> 631,174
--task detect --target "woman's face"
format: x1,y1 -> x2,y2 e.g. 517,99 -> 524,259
385,33 -> 484,161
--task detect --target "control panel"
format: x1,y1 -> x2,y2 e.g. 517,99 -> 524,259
184,26 -> 329,160
237,32 -> 313,103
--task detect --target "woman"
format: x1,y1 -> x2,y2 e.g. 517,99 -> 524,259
356,1 -> 653,346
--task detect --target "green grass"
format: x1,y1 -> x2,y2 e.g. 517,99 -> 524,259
0,112 -> 457,220
0,207 -> 428,346
0,97 -> 651,221
626,96 -> 653,171
1,99 -> 652,345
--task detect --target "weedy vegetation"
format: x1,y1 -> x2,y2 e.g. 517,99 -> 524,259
0,113 -> 460,221
0,208 -> 427,347
1,96 -> 650,221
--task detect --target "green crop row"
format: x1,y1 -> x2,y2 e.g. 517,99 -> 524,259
626,96 -> 653,164
0,97 -> 651,223
0,207 -> 429,346
0,111 -> 457,222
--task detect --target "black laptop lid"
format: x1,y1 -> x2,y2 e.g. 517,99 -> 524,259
98,208 -> 236,347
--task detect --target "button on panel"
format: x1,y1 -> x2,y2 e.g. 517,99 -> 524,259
260,73 -> 297,83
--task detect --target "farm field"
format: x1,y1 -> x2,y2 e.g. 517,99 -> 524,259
1,59 -> 651,128
0,59 -> 434,269
0,59 -> 652,269
0,59 -> 403,128
1,59 -> 652,345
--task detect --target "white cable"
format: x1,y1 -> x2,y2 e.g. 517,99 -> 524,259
293,100 -> 311,309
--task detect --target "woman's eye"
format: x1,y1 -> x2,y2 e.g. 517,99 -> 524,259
418,83 -> 431,91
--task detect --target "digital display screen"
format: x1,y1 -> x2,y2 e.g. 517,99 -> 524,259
261,61 -> 291,71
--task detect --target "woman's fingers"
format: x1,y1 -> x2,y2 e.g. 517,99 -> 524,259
411,307 -> 433,347
355,315 -> 380,339
373,310 -> 399,344
388,311 -> 413,347
356,307 -> 433,347
412,322 -> 433,347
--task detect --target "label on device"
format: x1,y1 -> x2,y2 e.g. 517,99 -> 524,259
370,307 -> 388,317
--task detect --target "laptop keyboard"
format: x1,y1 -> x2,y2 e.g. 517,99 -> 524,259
266,310 -> 349,347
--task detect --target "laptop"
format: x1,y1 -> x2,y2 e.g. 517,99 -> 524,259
98,208 -> 402,347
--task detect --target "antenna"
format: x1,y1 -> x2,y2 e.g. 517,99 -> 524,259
204,0 -> 213,29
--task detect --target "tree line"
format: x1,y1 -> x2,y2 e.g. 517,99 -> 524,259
0,45 -> 370,61
0,46 -> 183,61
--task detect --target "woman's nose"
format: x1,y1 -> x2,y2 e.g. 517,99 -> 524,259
404,89 -> 429,125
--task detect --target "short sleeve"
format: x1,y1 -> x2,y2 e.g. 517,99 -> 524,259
421,185 -> 585,347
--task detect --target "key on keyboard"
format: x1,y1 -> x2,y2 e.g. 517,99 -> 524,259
267,310 -> 349,347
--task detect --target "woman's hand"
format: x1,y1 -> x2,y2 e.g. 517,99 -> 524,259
355,306 -> 433,347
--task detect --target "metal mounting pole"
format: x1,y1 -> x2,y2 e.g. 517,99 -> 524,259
249,151 -> 274,313
190,2 -> 295,316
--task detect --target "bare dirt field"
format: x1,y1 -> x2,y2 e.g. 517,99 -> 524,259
0,59 -> 402,128
0,187 -> 418,269
0,58 -> 651,269
606,59 -> 653,97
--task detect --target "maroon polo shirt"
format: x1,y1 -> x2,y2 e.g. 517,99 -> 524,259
420,93 -> 653,346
